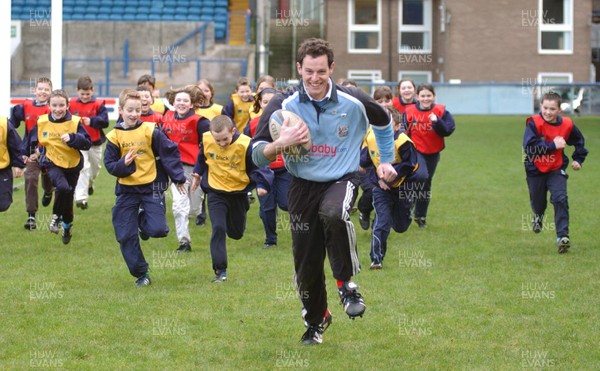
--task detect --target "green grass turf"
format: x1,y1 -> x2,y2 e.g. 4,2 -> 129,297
0,115 -> 598,369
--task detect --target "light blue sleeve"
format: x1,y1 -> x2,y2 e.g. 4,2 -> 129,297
372,123 -> 395,164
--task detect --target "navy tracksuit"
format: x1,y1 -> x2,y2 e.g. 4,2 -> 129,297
104,121 -> 186,279
22,113 -> 92,224
523,114 -> 588,239
360,130 -> 421,264
258,168 -> 291,245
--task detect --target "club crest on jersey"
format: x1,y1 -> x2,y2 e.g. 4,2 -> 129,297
337,125 -> 349,138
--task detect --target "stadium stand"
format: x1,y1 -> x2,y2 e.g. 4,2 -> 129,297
11,0 -> 229,39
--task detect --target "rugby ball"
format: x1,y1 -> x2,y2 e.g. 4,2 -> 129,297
269,109 -> 311,155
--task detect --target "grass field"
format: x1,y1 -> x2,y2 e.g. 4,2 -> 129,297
0,115 -> 598,370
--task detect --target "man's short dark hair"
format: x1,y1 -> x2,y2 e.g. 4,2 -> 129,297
296,38 -> 334,67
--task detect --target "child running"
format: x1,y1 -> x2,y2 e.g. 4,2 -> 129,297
222,77 -> 254,133
191,115 -> 269,282
360,107 -> 420,269
70,76 -> 109,209
523,91 -> 588,253
404,84 -> 455,228
245,87 -> 291,248
163,85 -> 210,251
9,77 -> 54,230
22,89 -> 91,244
104,89 -> 187,286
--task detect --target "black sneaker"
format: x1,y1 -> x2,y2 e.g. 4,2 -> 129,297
301,311 -> 331,345
49,214 -> 61,234
135,273 -> 151,287
139,229 -> 149,241
359,212 -> 370,230
338,281 -> 366,319
301,325 -> 323,345
557,236 -> 570,254
195,215 -> 206,226
76,200 -> 88,210
264,243 -> 277,249
532,215 -> 543,233
24,216 -> 37,230
41,192 -> 52,207
88,186 -> 94,196
177,242 -> 191,253
211,270 -> 227,283
61,223 -> 72,245
415,217 -> 427,228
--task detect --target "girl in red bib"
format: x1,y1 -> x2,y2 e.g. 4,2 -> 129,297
404,84 -> 455,228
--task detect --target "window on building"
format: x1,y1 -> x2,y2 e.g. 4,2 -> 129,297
348,70 -> 383,94
398,71 -> 432,85
398,0 -> 432,53
348,0 -> 382,53
539,0 -> 573,54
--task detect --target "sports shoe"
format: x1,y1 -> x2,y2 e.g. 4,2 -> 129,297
532,215 -> 543,233
61,222 -> 72,245
301,310 -> 332,345
24,216 -> 37,230
370,260 -> 382,270
177,242 -> 191,253
338,281 -> 366,319
76,200 -> 88,210
557,236 -> 570,254
49,214 -> 61,234
195,215 -> 206,226
88,186 -> 94,196
135,273 -> 151,287
264,243 -> 277,249
359,212 -> 370,230
139,229 -> 149,241
211,270 -> 227,283
415,217 -> 427,228
41,192 -> 53,207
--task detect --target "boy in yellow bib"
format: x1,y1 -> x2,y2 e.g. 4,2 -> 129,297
191,115 -> 269,283
22,89 -> 92,244
360,107 -> 421,269
104,89 -> 187,287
